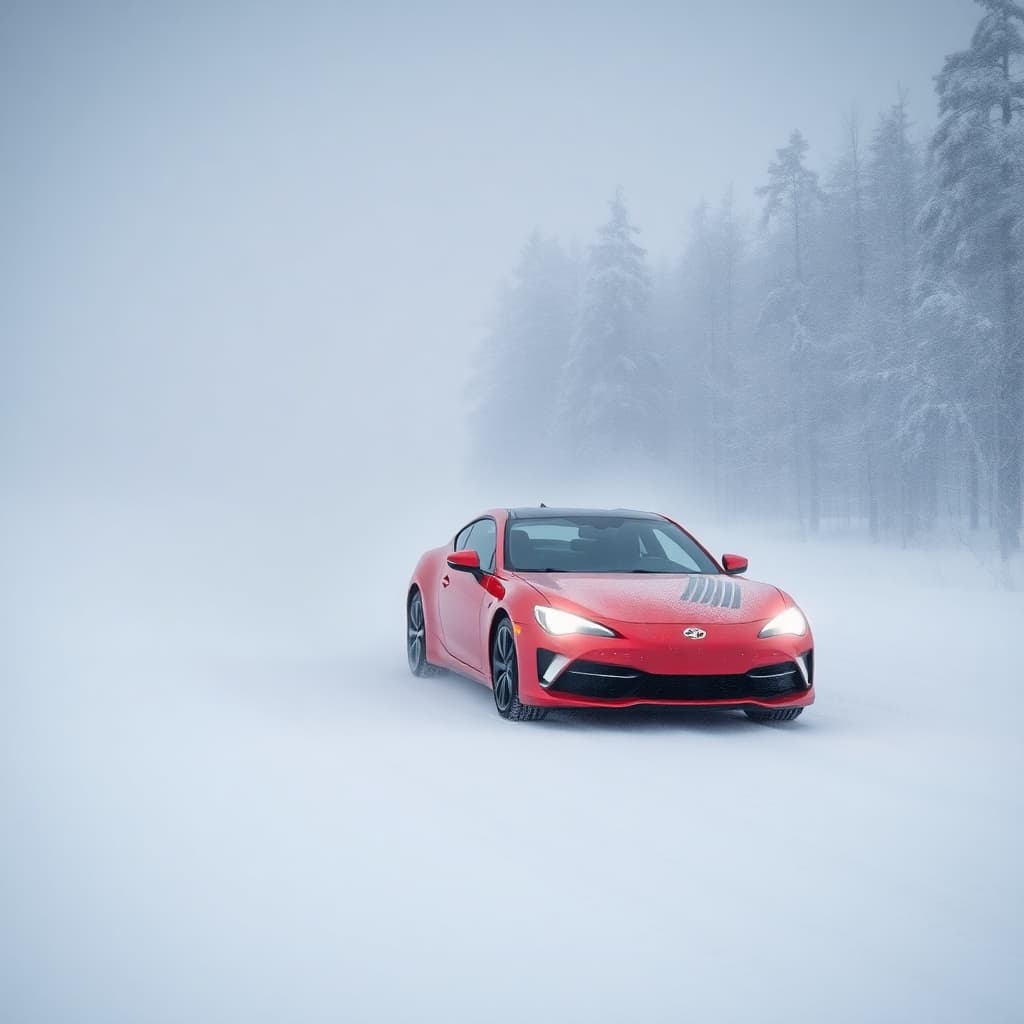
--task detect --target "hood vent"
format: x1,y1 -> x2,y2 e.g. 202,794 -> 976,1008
681,575 -> 742,609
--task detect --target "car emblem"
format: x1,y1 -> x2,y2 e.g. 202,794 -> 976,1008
683,627 -> 707,640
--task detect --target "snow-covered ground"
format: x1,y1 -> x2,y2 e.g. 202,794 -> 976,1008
3,494 -> 1022,1023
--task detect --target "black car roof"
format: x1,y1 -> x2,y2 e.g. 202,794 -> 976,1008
507,507 -> 663,521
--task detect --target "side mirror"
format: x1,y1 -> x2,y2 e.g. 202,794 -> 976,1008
722,553 -> 748,575
447,550 -> 481,573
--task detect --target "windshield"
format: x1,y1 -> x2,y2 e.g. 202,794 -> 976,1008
504,515 -> 719,574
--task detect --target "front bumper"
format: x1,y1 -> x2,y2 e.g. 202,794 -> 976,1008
515,619 -> 815,710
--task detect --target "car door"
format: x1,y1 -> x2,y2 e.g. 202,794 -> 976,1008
437,518 -> 496,672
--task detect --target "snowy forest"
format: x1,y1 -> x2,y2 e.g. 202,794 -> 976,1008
470,0 -> 1024,562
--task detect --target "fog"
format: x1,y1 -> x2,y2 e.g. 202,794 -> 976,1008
3,3 -> 1023,1022
2,0 -> 981,498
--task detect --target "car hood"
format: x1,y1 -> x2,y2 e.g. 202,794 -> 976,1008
518,572 -> 784,625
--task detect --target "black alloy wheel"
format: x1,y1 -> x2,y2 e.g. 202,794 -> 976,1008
491,617 -> 545,722
407,589 -> 438,677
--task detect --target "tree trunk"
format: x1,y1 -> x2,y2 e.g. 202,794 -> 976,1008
996,256 -> 1021,559
866,418 -> 879,539
968,442 -> 980,532
807,430 -> 821,533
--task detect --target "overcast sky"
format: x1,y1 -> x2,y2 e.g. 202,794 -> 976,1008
1,1 -> 981,497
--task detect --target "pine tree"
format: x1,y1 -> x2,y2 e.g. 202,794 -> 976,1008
757,131 -> 824,531
919,0 -> 1024,560
907,269 -> 996,534
757,130 -> 820,285
469,231 -> 577,479
868,93 -> 928,539
558,189 -> 656,465
674,190 -> 743,514
822,112 -> 877,533
871,94 -> 917,340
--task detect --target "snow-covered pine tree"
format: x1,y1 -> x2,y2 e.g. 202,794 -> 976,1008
757,130 -> 820,286
757,131 -> 824,532
672,190 -> 744,515
469,231 -> 578,480
817,112 -> 876,532
908,266 -> 996,534
558,189 -> 657,467
871,94 -> 918,343
919,0 -> 1024,560
867,93 -> 928,539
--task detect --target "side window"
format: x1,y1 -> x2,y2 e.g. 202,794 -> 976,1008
650,525 -> 703,572
465,519 -> 497,573
454,524 -> 474,551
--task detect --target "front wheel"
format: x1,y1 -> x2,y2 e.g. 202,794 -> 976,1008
744,707 -> 803,724
491,618 -> 545,722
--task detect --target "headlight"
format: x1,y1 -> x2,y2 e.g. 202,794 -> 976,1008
758,606 -> 807,638
534,605 -> 616,638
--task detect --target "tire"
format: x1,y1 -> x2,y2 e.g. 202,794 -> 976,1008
744,707 -> 804,724
490,617 -> 545,722
407,588 -> 440,677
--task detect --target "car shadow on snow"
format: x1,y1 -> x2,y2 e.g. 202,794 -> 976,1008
210,650 -> 820,737
387,661 -> 811,735
540,704 -> 803,734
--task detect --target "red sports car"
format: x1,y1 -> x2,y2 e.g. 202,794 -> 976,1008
406,507 -> 814,723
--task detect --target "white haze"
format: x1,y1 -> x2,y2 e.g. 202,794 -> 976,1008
2,0 -> 980,498
2,3 -> 1021,1023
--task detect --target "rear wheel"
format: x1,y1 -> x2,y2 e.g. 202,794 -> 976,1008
744,707 -> 803,724
491,618 -> 545,722
407,589 -> 439,677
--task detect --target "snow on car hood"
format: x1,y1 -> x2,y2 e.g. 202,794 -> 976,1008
519,572 -> 784,625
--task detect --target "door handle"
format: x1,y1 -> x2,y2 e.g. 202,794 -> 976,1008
442,575 -> 450,588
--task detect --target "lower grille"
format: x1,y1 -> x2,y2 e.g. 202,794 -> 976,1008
549,659 -> 806,702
